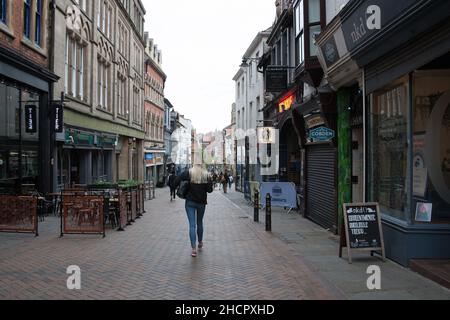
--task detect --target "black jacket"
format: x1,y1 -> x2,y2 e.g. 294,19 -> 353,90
168,174 -> 177,189
178,170 -> 213,205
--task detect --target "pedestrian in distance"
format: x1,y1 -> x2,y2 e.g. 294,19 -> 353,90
177,164 -> 213,257
222,171 -> 229,194
228,174 -> 233,189
168,170 -> 177,201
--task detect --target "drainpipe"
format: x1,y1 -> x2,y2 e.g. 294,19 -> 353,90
362,68 -> 366,202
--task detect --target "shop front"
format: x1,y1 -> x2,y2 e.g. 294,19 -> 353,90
0,53 -> 58,195
145,151 -> 165,186
58,127 -> 115,187
292,94 -> 338,232
338,0 -> 450,265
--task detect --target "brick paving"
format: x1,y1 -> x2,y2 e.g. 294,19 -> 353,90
0,188 -> 343,300
223,188 -> 450,300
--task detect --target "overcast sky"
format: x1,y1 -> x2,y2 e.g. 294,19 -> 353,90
142,0 -> 276,134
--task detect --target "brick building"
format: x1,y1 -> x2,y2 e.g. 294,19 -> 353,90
143,33 -> 166,185
0,0 -> 59,194
52,0 -> 146,188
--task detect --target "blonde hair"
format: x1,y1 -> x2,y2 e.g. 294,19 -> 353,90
189,164 -> 209,184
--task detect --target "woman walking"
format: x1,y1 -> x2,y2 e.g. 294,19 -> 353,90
178,164 -> 213,257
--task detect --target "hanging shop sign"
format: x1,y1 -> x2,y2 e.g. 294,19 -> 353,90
340,203 -> 386,264
257,127 -> 276,144
309,126 -> 335,142
53,103 -> 64,133
278,94 -> 295,114
265,68 -> 288,93
25,105 -> 37,133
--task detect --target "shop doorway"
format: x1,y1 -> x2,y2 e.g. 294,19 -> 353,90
279,121 -> 301,185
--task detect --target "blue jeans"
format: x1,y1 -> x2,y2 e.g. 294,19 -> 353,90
185,200 -> 206,248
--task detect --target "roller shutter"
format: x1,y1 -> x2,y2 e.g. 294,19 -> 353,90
306,145 -> 337,232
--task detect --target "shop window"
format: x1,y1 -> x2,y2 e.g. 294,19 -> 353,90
412,70 -> 450,224
368,76 -> 409,221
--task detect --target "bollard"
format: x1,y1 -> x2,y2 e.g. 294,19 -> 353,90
254,190 -> 259,223
265,193 -> 272,232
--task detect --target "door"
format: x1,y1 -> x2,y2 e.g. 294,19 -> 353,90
352,128 -> 364,203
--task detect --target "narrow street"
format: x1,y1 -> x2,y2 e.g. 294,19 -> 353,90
0,188 -> 448,300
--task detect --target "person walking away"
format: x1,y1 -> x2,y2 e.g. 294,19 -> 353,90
168,171 -> 177,201
228,174 -> 233,189
222,172 -> 229,193
218,172 -> 223,190
178,164 -> 213,257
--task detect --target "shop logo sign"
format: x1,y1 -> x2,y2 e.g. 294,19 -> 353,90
25,105 -> 37,134
309,126 -> 335,142
351,5 -> 381,44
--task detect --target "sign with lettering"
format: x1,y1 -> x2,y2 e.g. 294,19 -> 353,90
340,203 -> 386,264
309,126 -> 335,142
321,36 -> 340,68
25,105 -> 37,133
341,0 -> 417,52
53,103 -> 64,133
265,68 -> 288,93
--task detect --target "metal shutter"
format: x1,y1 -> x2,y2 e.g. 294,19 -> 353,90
306,145 -> 337,232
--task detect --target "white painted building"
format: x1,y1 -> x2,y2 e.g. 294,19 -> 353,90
233,29 -> 271,187
171,114 -> 192,169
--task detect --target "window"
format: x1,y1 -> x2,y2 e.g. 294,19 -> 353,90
1,0 -> 6,24
295,0 -> 304,66
368,76 -> 409,221
35,0 -> 42,46
65,35 -> 87,101
97,57 -> 112,111
23,0 -> 32,39
412,70 -> 450,224
308,0 -> 321,56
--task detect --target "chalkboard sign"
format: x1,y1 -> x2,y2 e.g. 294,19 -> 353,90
339,203 -> 386,264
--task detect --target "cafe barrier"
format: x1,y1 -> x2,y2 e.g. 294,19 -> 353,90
0,196 -> 38,235
118,190 -> 128,231
130,189 -> 137,222
61,195 -> 105,238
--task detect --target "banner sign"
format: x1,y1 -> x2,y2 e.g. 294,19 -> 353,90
259,182 -> 298,209
25,105 -> 37,133
340,203 -> 386,264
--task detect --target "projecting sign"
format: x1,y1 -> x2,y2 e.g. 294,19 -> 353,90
339,203 -> 386,264
265,68 -> 288,92
25,105 -> 37,133
257,127 -> 276,144
53,103 -> 64,133
309,126 -> 335,142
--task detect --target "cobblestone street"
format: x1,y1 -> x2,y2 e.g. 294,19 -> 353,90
0,188 -> 449,300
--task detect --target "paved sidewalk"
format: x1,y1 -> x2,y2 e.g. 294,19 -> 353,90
0,188 -> 341,300
1,187 -> 449,300
223,188 -> 450,300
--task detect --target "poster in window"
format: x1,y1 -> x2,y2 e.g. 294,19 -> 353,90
415,202 -> 432,222
413,134 -> 428,198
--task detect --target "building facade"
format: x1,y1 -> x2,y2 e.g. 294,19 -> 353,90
233,29 -> 270,192
52,0 -> 146,189
316,0 -> 450,266
0,0 -> 59,195
144,33 -> 166,186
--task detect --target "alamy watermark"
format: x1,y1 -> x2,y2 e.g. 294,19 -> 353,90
66,265 -> 81,290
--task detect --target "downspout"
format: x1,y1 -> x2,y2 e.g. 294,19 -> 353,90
362,68 -> 366,202
49,0 -> 57,192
